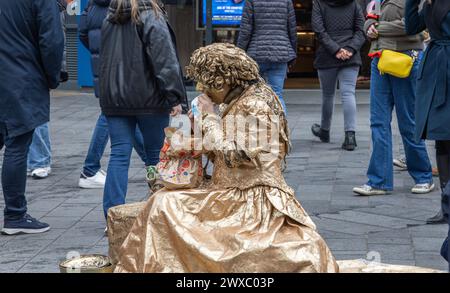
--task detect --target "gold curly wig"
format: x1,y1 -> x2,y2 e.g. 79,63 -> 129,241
186,43 -> 260,91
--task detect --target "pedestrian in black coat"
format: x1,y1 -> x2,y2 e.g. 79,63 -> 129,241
311,0 -> 366,150
0,0 -> 64,235
77,0 -> 148,190
99,0 -> 187,218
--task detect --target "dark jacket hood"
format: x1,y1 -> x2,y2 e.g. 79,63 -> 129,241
94,0 -> 111,7
107,0 -> 162,24
323,0 -> 354,7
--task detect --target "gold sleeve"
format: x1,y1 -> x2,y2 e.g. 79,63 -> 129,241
201,99 -> 286,168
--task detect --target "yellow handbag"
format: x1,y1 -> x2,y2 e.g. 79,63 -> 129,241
377,50 -> 417,78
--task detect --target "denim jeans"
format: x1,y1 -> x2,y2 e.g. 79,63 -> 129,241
258,62 -> 288,113
103,114 -> 169,218
27,123 -> 51,170
367,57 -> 433,190
82,113 -> 147,177
318,66 -> 359,132
1,123 -> 34,220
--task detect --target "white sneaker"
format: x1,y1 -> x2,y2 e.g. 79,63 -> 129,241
78,170 -> 106,189
31,167 -> 51,179
411,183 -> 435,194
393,157 -> 407,171
353,184 -> 387,196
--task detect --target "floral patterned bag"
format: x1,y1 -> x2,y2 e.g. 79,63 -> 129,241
155,127 -> 203,190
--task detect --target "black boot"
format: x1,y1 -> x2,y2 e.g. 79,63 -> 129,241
311,123 -> 330,143
342,131 -> 357,151
429,142 -> 450,224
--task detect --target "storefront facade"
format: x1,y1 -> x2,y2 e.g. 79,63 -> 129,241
74,0 -> 363,88
164,0 -> 318,78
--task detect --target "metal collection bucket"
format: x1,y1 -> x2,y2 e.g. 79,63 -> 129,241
59,254 -> 114,273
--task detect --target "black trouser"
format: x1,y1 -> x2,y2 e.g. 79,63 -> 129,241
0,123 -> 34,221
436,140 -> 450,189
436,140 -> 450,270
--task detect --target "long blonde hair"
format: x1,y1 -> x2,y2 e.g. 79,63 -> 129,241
113,0 -> 161,24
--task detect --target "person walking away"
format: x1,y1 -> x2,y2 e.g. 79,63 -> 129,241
352,0 -> 434,196
0,0 -> 64,235
311,0 -> 366,150
237,0 -> 297,114
99,0 -> 187,219
78,0 -> 148,189
405,0 -> 450,266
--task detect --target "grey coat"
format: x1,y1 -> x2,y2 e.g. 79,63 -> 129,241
237,0 -> 297,64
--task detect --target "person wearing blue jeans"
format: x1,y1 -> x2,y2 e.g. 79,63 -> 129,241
237,0 -> 298,114
99,1 -> 187,221
258,63 -> 288,113
353,57 -> 434,195
27,123 -> 52,179
79,113 -> 147,189
353,0 -> 434,196
103,114 -> 169,218
78,0 -> 148,189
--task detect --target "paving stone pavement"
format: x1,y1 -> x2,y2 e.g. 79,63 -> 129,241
0,89 -> 448,272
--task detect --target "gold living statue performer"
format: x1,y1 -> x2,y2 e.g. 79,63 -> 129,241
114,43 -> 338,273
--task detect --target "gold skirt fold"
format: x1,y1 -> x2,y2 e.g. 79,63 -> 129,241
114,186 -> 339,273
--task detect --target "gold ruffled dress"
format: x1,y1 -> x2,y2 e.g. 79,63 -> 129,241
114,82 -> 339,273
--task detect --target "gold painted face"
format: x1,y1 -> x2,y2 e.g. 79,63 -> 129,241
196,83 -> 230,105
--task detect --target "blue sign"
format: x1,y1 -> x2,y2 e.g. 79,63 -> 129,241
78,0 -> 93,87
202,0 -> 245,27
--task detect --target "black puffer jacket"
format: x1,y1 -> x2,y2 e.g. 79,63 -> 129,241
79,0 -> 111,98
99,0 -> 187,116
237,0 -> 297,63
312,0 -> 366,69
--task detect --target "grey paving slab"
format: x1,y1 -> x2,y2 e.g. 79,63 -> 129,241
409,224 -> 449,238
324,238 -> 368,252
311,216 -> 391,236
320,210 -> 424,229
414,252 -> 449,271
367,243 -> 415,260
413,237 -> 447,252
37,216 -> 82,229
0,89 -> 447,272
